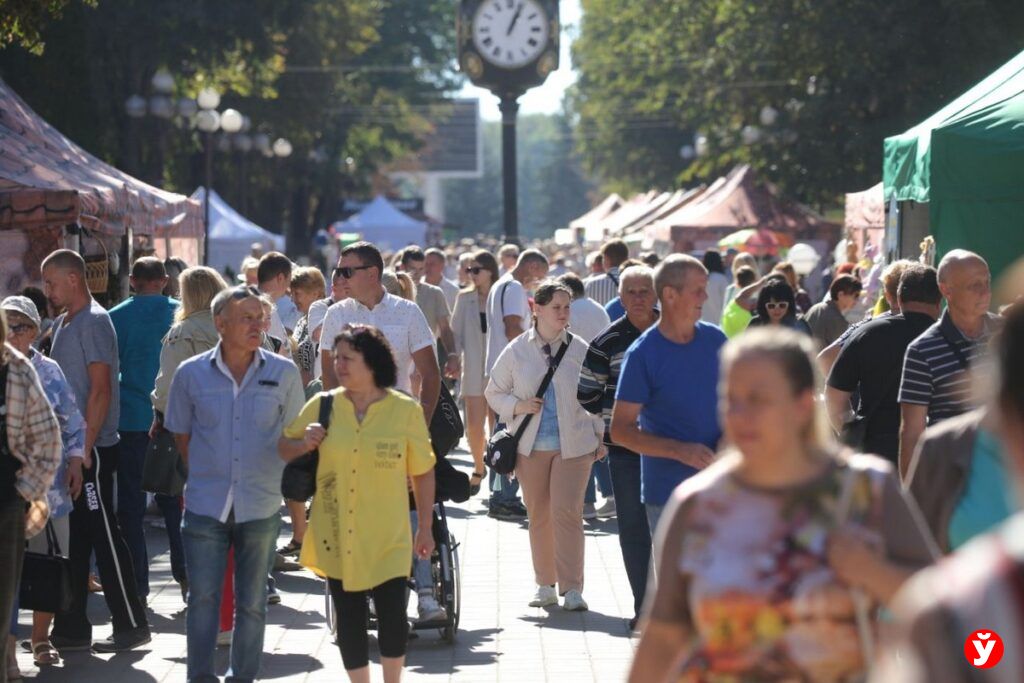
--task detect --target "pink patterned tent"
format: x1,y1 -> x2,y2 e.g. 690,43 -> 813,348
0,78 -> 201,237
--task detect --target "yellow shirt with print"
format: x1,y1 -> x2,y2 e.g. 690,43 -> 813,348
284,388 -> 436,591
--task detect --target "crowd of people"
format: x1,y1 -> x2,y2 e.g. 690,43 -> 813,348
1,233 -> 1022,682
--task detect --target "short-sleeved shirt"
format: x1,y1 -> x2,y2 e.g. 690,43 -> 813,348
318,291 -> 434,395
485,273 -> 531,376
804,299 -> 851,349
434,277 -> 459,311
51,299 -> 121,448
164,345 -> 305,523
648,454 -> 936,680
285,389 -> 435,590
584,267 -> 621,306
720,299 -> 752,338
615,322 -> 726,505
569,297 -> 611,344
109,294 -> 178,431
827,311 -> 936,461
604,297 -> 625,321
415,281 -> 451,336
898,310 -> 1000,425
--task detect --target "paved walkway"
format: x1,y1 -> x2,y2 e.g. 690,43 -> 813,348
12,449 -> 638,681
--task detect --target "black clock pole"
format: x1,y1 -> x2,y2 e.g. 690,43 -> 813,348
499,94 -> 520,245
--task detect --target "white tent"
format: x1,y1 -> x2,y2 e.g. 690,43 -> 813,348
333,195 -> 427,252
191,187 -> 286,277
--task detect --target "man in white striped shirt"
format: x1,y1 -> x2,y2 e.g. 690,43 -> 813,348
898,250 -> 1001,476
584,239 -> 629,306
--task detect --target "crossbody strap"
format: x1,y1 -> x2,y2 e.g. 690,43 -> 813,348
318,391 -> 334,431
513,337 -> 573,441
939,327 -> 972,372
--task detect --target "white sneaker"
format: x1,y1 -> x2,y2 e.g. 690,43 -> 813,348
596,497 -> 617,518
216,630 -> 232,647
417,595 -> 447,622
528,585 -> 558,608
582,503 -> 598,520
562,590 -> 589,611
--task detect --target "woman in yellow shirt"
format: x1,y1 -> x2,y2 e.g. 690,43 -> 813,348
279,324 -> 435,683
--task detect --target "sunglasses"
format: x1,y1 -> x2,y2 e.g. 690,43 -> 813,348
467,266 -> 484,275
337,265 -> 373,279
765,301 -> 789,311
213,285 -> 261,316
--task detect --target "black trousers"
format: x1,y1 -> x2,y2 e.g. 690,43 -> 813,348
328,576 -> 408,670
0,495 -> 25,683
52,444 -> 148,640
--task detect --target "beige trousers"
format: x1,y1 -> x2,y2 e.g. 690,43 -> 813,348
515,449 -> 594,594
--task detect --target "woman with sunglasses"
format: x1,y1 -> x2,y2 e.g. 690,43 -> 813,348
747,275 -> 812,335
451,250 -> 500,495
485,280 -> 606,612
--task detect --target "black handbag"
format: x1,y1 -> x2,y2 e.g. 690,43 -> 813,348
19,521 -> 73,614
142,413 -> 187,496
281,392 -> 334,501
485,337 -> 572,475
429,382 -> 465,459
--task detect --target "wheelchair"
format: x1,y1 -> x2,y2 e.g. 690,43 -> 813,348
325,501 -> 462,644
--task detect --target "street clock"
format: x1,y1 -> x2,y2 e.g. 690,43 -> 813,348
458,0 -> 560,97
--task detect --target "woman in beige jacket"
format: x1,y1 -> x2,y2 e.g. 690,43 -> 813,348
485,280 -> 606,612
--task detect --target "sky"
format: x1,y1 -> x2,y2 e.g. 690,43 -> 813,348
458,0 -> 582,120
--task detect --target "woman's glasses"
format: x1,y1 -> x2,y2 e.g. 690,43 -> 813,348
765,301 -> 789,311
8,323 -> 35,335
467,266 -> 483,275
337,265 -> 373,279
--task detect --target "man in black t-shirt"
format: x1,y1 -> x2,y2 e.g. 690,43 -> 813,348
826,264 -> 942,465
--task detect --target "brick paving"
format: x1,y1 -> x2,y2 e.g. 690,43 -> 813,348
11,448 -> 638,682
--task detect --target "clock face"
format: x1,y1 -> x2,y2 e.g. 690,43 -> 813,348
472,0 -> 550,69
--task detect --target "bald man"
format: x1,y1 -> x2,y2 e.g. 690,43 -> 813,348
897,250 -> 1001,477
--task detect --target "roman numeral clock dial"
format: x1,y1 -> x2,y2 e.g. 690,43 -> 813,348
472,0 -> 550,69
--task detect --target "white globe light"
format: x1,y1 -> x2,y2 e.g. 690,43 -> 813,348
679,144 -> 695,160
149,95 -> 174,119
694,134 -> 709,157
177,98 -> 198,118
272,138 -> 293,158
253,133 -> 270,153
197,87 -> 220,111
787,243 -> 820,276
759,105 -> 779,127
195,108 -> 220,133
124,95 -> 147,118
741,125 -> 762,145
151,69 -> 175,95
234,133 -> 253,152
220,108 -> 243,133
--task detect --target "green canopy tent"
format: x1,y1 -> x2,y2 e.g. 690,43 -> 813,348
884,49 -> 1024,279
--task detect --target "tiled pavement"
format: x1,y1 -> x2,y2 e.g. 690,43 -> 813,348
12,449 -> 638,682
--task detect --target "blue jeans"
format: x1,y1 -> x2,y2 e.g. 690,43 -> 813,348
117,431 -> 150,597
182,510 -> 280,683
488,467 -> 521,505
584,457 -> 614,504
608,448 -> 651,617
409,511 -> 432,596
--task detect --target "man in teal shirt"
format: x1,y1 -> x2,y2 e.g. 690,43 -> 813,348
109,257 -> 178,600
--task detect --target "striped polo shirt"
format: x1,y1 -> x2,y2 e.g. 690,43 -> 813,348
898,310 -> 1000,424
584,267 -> 621,306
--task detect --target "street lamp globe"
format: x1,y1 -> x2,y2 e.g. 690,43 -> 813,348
272,138 -> 293,158
220,108 -> 244,134
234,133 -> 253,152
196,109 -> 221,133
253,133 -> 271,154
694,133 -> 709,158
197,87 -> 221,111
177,98 -> 198,118
151,69 -> 175,95
741,125 -> 762,145
149,95 -> 174,119
125,94 -> 147,118
759,105 -> 779,127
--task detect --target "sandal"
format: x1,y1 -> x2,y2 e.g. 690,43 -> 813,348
469,471 -> 486,496
277,538 -> 302,556
32,641 -> 61,666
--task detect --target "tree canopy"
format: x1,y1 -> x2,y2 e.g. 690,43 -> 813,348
571,0 -> 1024,206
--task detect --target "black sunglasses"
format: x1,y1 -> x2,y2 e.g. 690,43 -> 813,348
337,265 -> 374,279
467,266 -> 484,275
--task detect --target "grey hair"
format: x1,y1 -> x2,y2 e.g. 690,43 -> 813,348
653,254 -> 707,299
517,248 -> 549,269
619,265 -> 655,292
211,285 -> 261,318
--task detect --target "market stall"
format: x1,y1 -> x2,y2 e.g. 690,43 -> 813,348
192,187 -> 285,278
330,195 -> 427,253
0,78 -> 202,298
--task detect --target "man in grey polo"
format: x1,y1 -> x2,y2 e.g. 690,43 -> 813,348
165,285 -> 304,683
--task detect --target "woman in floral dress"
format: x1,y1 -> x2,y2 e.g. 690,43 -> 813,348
630,327 -> 937,683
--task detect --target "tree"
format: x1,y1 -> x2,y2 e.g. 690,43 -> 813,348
0,0 -> 95,54
443,112 -> 595,240
571,0 -> 1024,206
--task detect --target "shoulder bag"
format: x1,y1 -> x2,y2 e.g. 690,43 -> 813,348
429,382 -> 464,460
19,520 -> 73,614
142,410 -> 187,496
485,337 -> 572,475
281,392 -> 334,501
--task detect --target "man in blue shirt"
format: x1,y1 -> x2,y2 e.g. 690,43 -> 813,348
165,285 -> 304,683
108,257 -> 178,601
611,254 -> 725,536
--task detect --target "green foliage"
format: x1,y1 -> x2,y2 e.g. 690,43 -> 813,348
571,0 -> 1024,205
0,0 -> 458,248
0,0 -> 95,55
443,112 -> 595,240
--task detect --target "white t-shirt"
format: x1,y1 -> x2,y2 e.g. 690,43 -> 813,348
485,273 -> 531,376
318,290 -> 434,395
570,297 -> 612,343
269,306 -> 292,359
306,296 -> 338,380
435,277 -> 459,312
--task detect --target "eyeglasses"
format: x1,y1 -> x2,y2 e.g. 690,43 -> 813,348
468,266 -> 483,275
337,265 -> 374,279
8,323 -> 35,335
213,285 -> 261,316
765,301 -> 789,311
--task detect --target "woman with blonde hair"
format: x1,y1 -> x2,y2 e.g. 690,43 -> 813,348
289,266 -> 327,388
723,252 -> 759,308
630,327 -> 935,683
773,261 -> 812,313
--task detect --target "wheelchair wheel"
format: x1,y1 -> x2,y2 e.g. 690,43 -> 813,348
439,532 -> 461,643
324,579 -> 337,637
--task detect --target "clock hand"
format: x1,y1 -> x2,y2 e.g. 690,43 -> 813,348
506,2 -> 524,36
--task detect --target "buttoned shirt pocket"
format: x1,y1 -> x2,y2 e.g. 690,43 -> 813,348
194,389 -> 226,429
252,392 -> 283,432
